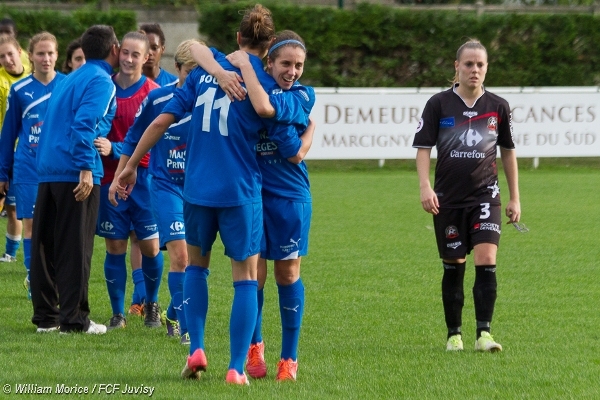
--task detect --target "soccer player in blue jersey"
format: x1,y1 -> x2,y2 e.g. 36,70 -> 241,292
0,33 -> 29,266
110,38 -> 204,344
115,4 -> 313,385
62,38 -> 85,73
225,31 -> 315,381
93,31 -> 163,330
32,25 -> 120,335
140,23 -> 178,88
0,32 -> 65,300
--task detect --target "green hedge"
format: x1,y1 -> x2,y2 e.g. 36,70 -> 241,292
199,2 -> 600,87
0,6 -> 136,71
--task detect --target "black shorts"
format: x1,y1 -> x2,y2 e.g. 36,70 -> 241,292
433,202 -> 502,259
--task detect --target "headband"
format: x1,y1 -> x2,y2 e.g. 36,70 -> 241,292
267,39 -> 306,57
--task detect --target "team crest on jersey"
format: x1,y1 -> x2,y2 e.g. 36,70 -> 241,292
487,116 -> 498,135
445,225 -> 459,239
463,111 -> 478,118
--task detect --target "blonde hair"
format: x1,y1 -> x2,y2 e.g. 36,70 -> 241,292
0,33 -> 21,51
452,39 -> 487,85
28,31 -> 58,54
174,38 -> 205,68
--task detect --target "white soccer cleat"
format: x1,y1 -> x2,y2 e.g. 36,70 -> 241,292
446,334 -> 464,351
475,331 -> 502,352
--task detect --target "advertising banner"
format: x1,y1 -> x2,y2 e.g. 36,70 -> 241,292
308,87 -> 600,159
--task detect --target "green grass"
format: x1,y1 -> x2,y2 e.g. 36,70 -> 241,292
0,160 -> 599,399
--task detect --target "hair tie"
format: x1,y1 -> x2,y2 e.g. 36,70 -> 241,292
267,39 -> 305,57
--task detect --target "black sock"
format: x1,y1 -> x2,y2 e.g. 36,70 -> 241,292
473,265 -> 497,338
442,261 -> 466,338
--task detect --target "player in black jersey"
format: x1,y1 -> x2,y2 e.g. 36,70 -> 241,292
413,39 -> 521,352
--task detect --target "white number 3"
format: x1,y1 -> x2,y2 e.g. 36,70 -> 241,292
480,203 -> 490,219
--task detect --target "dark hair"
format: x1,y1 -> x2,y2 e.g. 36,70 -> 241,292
81,25 -> 118,60
238,4 -> 275,55
62,38 -> 82,73
139,23 -> 166,46
121,31 -> 150,53
267,30 -> 306,60
0,18 -> 17,36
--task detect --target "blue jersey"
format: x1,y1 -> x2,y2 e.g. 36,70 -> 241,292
163,49 -> 301,207
0,73 -> 66,184
257,83 -> 316,201
154,68 -> 178,87
122,85 -> 189,185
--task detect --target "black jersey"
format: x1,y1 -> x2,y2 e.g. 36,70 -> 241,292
413,85 -> 515,208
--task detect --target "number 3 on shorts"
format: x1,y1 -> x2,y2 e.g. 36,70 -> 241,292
480,203 -> 490,219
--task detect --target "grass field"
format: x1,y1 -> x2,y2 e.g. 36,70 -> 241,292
0,159 -> 598,399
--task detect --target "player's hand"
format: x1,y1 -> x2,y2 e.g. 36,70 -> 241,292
116,165 -> 137,200
420,187 -> 439,215
0,181 -> 8,195
94,137 -> 112,156
505,199 -> 521,223
108,181 -> 120,207
215,67 -> 245,102
73,170 -> 93,201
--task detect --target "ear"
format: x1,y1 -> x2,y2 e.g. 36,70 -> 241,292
236,32 -> 241,46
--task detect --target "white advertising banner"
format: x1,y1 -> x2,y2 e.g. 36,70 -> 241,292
309,87 -> 600,159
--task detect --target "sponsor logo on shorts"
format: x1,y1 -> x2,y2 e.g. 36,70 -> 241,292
100,221 -> 114,231
447,241 -> 462,249
445,226 -> 459,239
144,224 -> 157,232
474,222 -> 501,234
170,221 -> 184,232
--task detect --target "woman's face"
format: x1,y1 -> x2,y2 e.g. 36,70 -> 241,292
145,33 -> 164,70
119,38 -> 149,76
0,42 -> 22,74
69,47 -> 86,71
267,45 -> 305,91
176,63 -> 195,87
455,48 -> 488,90
30,40 -> 58,75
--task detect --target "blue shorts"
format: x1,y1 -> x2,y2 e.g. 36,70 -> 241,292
5,179 -> 16,206
261,196 -> 311,260
150,177 -> 185,248
184,201 -> 262,262
14,183 -> 37,219
97,168 -> 158,240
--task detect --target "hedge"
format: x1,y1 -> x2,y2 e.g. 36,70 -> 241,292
198,2 -> 600,87
0,6 -> 137,71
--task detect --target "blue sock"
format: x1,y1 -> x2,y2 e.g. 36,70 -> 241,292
104,252 -> 127,315
6,234 -> 20,258
168,271 -> 187,335
141,252 -> 163,303
251,288 -> 264,344
229,280 -> 258,374
131,268 -> 146,305
278,278 -> 304,361
23,238 -> 31,280
184,266 -> 209,355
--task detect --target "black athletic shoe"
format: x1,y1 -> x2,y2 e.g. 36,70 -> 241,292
144,302 -> 162,328
107,313 -> 126,330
